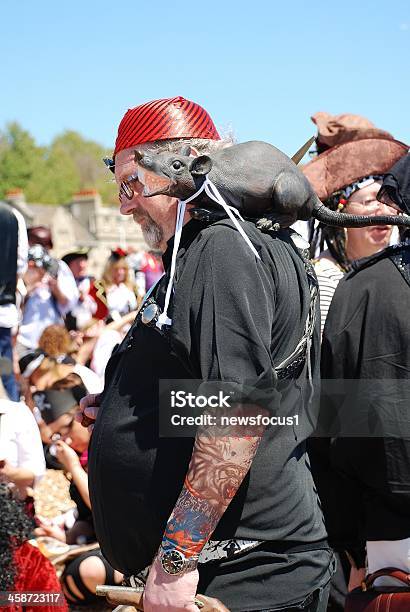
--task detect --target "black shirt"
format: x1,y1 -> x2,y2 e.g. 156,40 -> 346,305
88,218 -> 331,609
317,243 -> 410,554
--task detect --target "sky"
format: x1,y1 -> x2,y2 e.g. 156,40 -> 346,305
0,0 -> 409,158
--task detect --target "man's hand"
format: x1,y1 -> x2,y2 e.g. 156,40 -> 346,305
143,556 -> 199,612
76,393 -> 101,431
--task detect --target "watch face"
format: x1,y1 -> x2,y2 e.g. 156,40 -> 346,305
161,550 -> 185,575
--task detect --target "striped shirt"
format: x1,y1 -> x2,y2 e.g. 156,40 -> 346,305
314,252 -> 344,335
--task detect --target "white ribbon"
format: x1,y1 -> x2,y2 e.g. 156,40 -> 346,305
156,198 -> 186,329
156,178 -> 260,329
203,179 -> 260,260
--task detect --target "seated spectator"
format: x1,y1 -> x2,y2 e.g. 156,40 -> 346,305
0,483 -> 68,612
90,248 -> 137,321
32,387 -> 123,605
18,332 -> 102,461
17,243 -> 78,353
0,364 -> 45,504
39,324 -> 103,393
19,325 -> 103,396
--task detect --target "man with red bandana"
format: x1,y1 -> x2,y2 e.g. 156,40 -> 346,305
81,97 -> 334,611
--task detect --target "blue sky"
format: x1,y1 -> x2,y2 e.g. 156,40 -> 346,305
1,0 -> 409,157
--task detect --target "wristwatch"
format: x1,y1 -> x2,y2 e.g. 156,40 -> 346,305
159,546 -> 199,575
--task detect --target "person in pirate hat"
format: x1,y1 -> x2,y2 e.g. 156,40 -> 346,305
303,112 -> 408,333
315,153 -> 410,594
80,96 -> 337,612
302,117 -> 409,610
61,248 -> 98,331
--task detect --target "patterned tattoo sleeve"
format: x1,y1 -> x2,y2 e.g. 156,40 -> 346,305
162,404 -> 267,557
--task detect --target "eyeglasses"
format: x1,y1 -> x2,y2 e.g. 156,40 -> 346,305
119,174 -> 140,201
50,416 -> 75,441
103,157 -> 140,201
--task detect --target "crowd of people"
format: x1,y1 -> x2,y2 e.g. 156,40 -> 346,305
0,96 -> 409,612
0,220 -> 163,607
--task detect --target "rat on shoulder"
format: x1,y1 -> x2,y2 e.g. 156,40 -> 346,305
133,140 -> 410,230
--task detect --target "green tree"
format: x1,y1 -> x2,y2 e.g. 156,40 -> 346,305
26,145 -> 80,204
0,123 -> 117,204
49,131 -> 117,204
0,122 -> 44,199
31,130 -> 117,204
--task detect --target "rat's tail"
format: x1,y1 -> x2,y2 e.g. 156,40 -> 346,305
312,198 -> 410,228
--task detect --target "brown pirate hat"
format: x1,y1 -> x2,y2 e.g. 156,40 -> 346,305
303,112 -> 408,201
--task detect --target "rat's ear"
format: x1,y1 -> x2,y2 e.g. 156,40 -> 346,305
189,155 -> 212,176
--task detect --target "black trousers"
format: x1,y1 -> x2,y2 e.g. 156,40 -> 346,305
198,544 -> 335,612
262,581 -> 330,611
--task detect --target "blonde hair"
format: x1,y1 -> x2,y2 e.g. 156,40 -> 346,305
101,255 -> 134,290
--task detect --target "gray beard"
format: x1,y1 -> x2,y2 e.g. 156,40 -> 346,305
136,216 -> 164,249
143,223 -> 163,249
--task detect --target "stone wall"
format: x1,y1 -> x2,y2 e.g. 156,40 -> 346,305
4,189 -> 146,277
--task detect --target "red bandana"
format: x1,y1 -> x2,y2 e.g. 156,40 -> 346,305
114,96 -> 220,155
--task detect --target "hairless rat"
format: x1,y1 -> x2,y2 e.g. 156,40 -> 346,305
134,141 -> 410,229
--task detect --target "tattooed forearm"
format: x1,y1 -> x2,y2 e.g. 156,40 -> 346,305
185,433 -> 250,506
163,482 -> 220,555
162,404 -> 267,556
